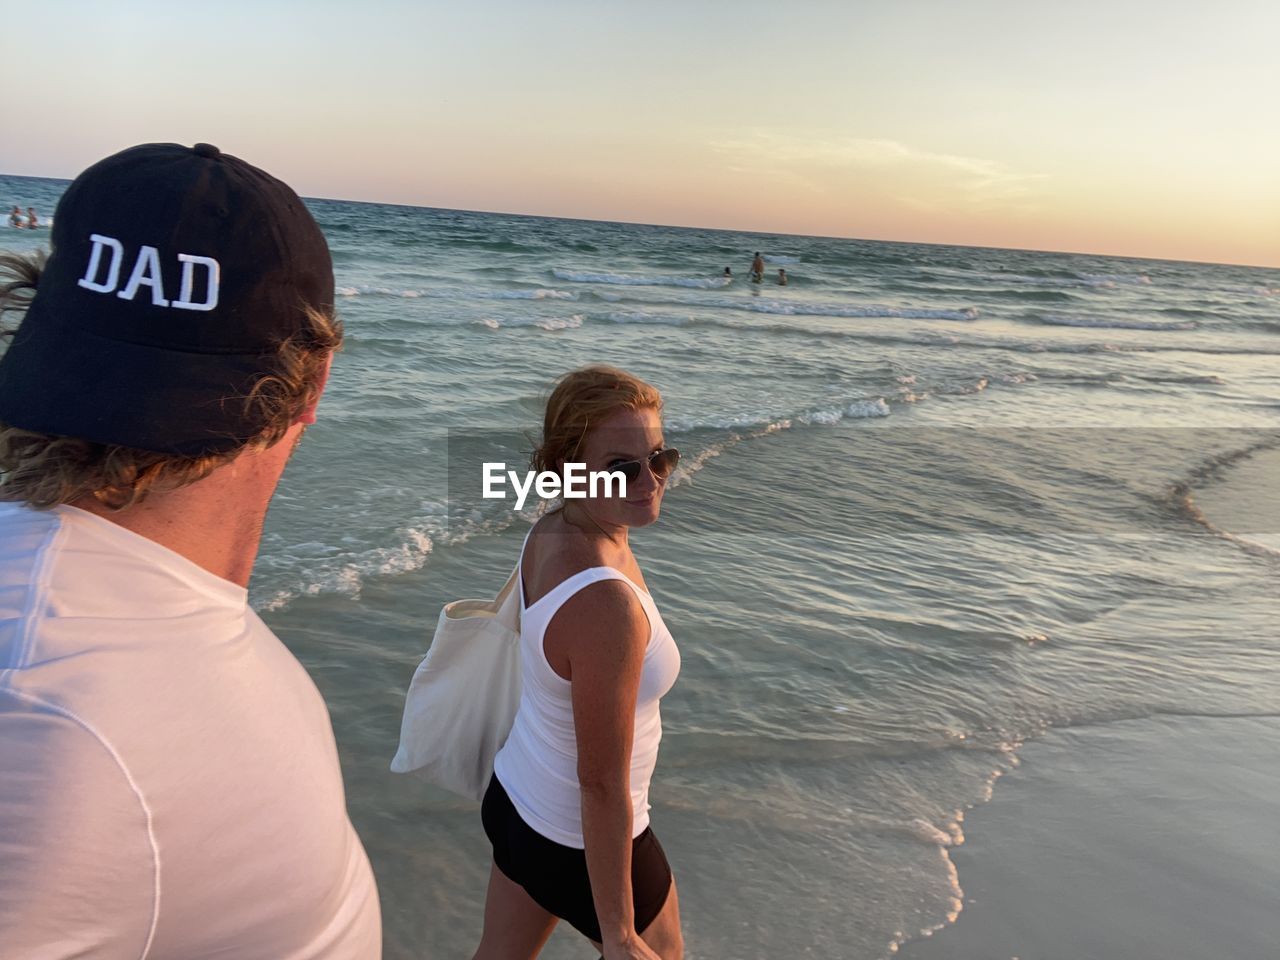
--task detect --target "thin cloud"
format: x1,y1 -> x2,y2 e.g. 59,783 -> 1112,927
712,132 -> 1048,214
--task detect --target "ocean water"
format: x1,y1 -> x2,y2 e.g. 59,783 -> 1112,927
4,174 -> 1279,958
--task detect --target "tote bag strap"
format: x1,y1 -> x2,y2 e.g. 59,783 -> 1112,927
493,523 -> 535,633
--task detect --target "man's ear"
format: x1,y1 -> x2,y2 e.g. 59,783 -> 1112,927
295,353 -> 334,426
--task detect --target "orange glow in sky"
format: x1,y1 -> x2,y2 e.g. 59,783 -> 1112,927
4,1 -> 1278,267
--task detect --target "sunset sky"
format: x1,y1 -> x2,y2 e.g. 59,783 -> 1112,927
4,0 -> 1277,267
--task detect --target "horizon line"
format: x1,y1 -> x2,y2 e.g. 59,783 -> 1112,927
4,170 -> 1277,272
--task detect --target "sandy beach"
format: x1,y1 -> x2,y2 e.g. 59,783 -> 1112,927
899,714 -> 1280,960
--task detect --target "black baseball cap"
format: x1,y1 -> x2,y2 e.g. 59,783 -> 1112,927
0,142 -> 334,455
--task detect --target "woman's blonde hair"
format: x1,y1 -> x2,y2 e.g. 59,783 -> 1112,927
531,365 -> 663,476
0,251 -> 342,510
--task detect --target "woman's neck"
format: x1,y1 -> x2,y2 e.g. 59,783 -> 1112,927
556,501 -> 628,550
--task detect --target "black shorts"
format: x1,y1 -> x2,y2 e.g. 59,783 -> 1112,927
481,774 -> 673,943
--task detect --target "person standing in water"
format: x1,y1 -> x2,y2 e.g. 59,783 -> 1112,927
749,252 -> 765,283
24,208 -> 37,229
7,206 -> 21,228
474,366 -> 684,960
777,268 -> 788,286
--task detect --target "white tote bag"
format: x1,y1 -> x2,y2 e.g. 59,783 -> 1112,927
390,559 -> 523,801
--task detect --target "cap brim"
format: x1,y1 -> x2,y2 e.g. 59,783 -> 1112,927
0,315 -> 278,456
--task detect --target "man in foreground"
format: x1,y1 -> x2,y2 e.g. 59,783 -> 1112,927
0,143 -> 381,957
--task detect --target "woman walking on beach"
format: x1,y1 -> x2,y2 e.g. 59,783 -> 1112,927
474,366 -> 684,960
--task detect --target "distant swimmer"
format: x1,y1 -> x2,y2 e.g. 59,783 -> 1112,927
25,208 -> 37,229
750,251 -> 765,283
777,268 -> 788,286
8,206 -> 21,228
723,266 -> 732,278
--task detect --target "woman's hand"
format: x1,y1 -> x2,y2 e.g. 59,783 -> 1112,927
602,932 -> 664,960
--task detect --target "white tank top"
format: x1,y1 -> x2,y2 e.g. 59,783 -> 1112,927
492,531 -> 681,849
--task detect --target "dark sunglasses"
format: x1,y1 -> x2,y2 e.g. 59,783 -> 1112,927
609,447 -> 680,484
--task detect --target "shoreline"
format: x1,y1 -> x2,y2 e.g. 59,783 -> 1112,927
1185,443 -> 1280,559
897,714 -> 1280,960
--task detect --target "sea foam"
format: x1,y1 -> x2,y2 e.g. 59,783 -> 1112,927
552,268 -> 732,289
474,314 -> 585,331
1036,314 -> 1197,331
337,284 -> 577,300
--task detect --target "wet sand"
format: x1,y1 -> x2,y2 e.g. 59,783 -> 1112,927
899,714 -> 1280,960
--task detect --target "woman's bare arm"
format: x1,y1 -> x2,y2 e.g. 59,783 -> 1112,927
547,579 -> 659,958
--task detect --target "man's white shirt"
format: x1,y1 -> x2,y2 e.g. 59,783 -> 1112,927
0,502 -> 381,958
